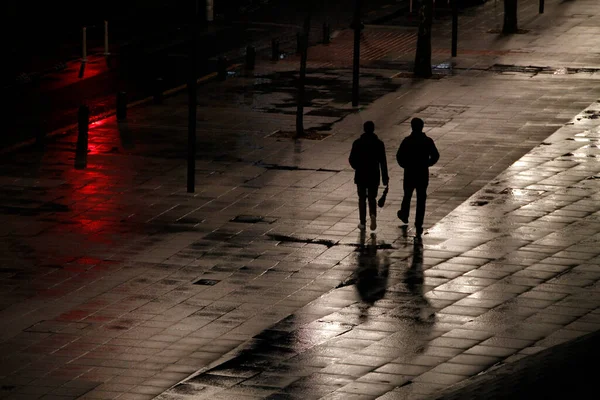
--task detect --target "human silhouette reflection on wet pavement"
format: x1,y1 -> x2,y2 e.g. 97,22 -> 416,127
355,231 -> 390,322
402,240 -> 436,352
160,236 -> 441,398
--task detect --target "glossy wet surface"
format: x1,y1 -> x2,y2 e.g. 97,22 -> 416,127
0,1 -> 599,400
156,104 -> 600,399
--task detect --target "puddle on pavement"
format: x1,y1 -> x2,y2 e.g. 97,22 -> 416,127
491,64 -> 600,76
253,161 -> 341,173
199,67 -> 403,134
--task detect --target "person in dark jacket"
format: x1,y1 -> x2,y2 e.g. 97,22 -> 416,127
396,118 -> 439,236
349,121 -> 389,231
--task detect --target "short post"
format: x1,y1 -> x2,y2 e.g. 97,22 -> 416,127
78,62 -> 86,78
271,38 -> 279,61
217,56 -> 227,81
296,32 -> 302,54
323,22 -> 330,44
245,46 -> 255,70
539,0 -> 544,14
116,91 -> 127,121
75,105 -> 89,169
153,78 -> 164,104
82,27 -> 88,62
104,20 -> 110,56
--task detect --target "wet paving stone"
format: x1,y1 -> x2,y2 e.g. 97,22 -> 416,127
3,4 -> 600,400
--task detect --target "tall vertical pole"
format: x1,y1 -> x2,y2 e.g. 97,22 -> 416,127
451,0 -> 458,57
351,0 -> 362,107
82,27 -> 88,62
296,2 -> 313,137
104,21 -> 110,56
187,0 -> 198,193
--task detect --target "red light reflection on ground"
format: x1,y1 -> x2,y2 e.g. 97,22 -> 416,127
62,169 -> 117,244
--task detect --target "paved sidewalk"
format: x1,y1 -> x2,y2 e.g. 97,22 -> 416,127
0,1 -> 599,399
154,102 -> 600,400
433,329 -> 600,399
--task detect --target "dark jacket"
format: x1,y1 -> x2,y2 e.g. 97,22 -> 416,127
396,131 -> 439,174
349,133 -> 389,187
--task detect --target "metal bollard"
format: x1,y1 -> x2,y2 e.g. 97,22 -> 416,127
245,45 -> 256,70
153,78 -> 164,104
323,23 -> 330,44
296,32 -> 302,54
75,104 -> 89,169
271,38 -> 280,61
104,20 -> 110,56
217,56 -> 227,81
116,91 -> 127,121
82,27 -> 88,62
78,62 -> 86,78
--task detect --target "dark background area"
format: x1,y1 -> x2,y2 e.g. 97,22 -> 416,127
3,0 -> 260,77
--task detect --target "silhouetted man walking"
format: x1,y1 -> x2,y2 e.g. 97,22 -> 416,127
397,118 -> 439,236
349,121 -> 389,231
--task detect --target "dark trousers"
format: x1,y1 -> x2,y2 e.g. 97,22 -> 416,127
399,173 -> 428,230
357,185 -> 378,224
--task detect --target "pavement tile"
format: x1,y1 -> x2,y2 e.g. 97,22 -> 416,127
319,364 -> 375,378
412,371 -> 466,386
374,364 -> 430,376
427,363 -> 488,377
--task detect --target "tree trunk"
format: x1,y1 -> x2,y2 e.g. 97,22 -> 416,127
502,0 -> 518,34
414,0 -> 433,78
296,5 -> 312,137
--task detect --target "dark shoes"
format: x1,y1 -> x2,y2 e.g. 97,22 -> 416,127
397,209 -> 408,224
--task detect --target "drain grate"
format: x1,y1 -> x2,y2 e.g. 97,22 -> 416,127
408,105 -> 469,127
194,279 -> 221,286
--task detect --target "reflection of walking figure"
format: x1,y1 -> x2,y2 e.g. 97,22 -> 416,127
404,240 -> 435,351
397,118 -> 439,237
355,232 -> 389,322
349,121 -> 389,231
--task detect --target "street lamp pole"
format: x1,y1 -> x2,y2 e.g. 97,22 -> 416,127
187,0 -> 198,193
451,0 -> 458,57
351,0 -> 363,107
